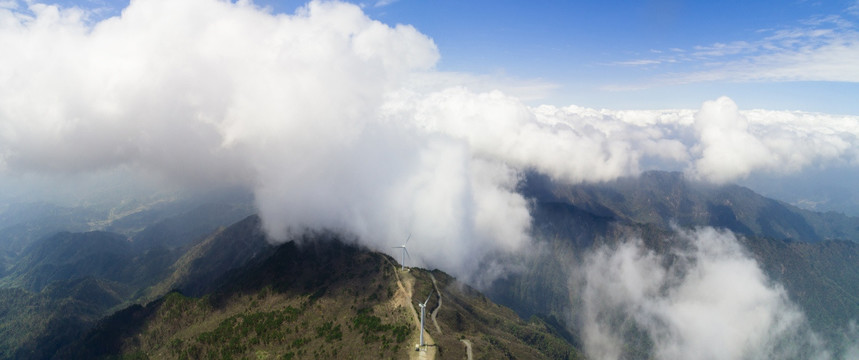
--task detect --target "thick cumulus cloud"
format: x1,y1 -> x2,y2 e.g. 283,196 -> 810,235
576,227 -> 855,360
0,0 -> 528,282
691,97 -> 859,183
3,0 -> 859,282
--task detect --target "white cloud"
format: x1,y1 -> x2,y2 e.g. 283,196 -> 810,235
404,71 -> 561,102
578,227 -> 838,360
374,0 -> 398,7
2,0 -> 859,284
612,59 -> 663,66
526,97 -> 859,184
0,0 -> 17,10
0,0 -> 534,284
690,97 -> 859,182
382,87 -> 697,184
691,97 -> 774,182
611,9 -> 859,86
850,1 -> 859,16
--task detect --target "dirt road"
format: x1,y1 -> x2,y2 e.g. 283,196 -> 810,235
389,266 -> 436,360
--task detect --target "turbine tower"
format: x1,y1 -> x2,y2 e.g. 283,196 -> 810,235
392,234 -> 411,270
418,289 -> 433,348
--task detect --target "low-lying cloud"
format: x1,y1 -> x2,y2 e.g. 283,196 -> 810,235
1,0 -> 859,282
577,227 -> 857,360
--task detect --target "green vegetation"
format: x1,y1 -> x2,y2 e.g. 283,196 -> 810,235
352,308 -> 410,345
0,209 -> 263,359
54,230 -> 584,360
316,321 -> 343,342
196,306 -> 302,347
60,237 -> 428,359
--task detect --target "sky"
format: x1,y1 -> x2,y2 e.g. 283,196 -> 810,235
34,0 -> 859,114
342,0 -> 859,114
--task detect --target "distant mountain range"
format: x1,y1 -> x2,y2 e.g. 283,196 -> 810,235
524,170 -> 859,242
491,171 -> 859,357
0,171 -> 857,359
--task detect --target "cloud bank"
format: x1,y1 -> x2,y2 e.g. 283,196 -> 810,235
0,0 -> 529,282
577,227 -> 857,360
1,0 -> 859,282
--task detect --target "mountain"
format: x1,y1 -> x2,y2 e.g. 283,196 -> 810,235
0,202 -> 103,276
1,231 -> 136,292
129,201 -> 256,251
0,208 -> 261,359
490,170 -> 859,356
524,170 -> 859,242
64,229 -> 582,360
140,215 -> 272,300
0,212 -> 580,359
0,188 -> 254,275
3,170 -> 859,359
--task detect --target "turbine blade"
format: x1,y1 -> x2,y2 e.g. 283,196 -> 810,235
424,289 -> 433,305
405,233 -> 411,244
404,247 -> 411,259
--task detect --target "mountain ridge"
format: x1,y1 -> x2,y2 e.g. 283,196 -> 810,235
523,170 -> 859,243
64,228 -> 583,359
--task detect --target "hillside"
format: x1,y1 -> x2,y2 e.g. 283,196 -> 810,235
66,234 -> 582,360
0,210 -> 262,359
3,171 -> 859,359
0,279 -> 130,360
523,171 -> 859,243
0,188 -> 254,275
139,215 -> 272,301
491,171 -> 859,357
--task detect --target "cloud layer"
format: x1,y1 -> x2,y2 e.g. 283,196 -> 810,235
0,0 -> 530,282
577,227 -> 856,360
1,0 -> 859,282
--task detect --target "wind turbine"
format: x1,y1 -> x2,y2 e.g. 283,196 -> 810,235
418,289 -> 434,348
392,234 -> 411,270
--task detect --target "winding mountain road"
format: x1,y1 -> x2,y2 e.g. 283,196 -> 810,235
430,272 -> 473,360
428,273 -> 443,334
461,339 -> 473,360
384,260 -> 472,360
383,258 -> 436,360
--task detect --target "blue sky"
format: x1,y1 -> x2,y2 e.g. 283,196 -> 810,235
269,0 -> 859,114
31,0 -> 859,114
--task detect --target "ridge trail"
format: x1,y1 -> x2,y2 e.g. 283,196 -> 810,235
384,258 -> 436,360
429,273 -> 442,334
